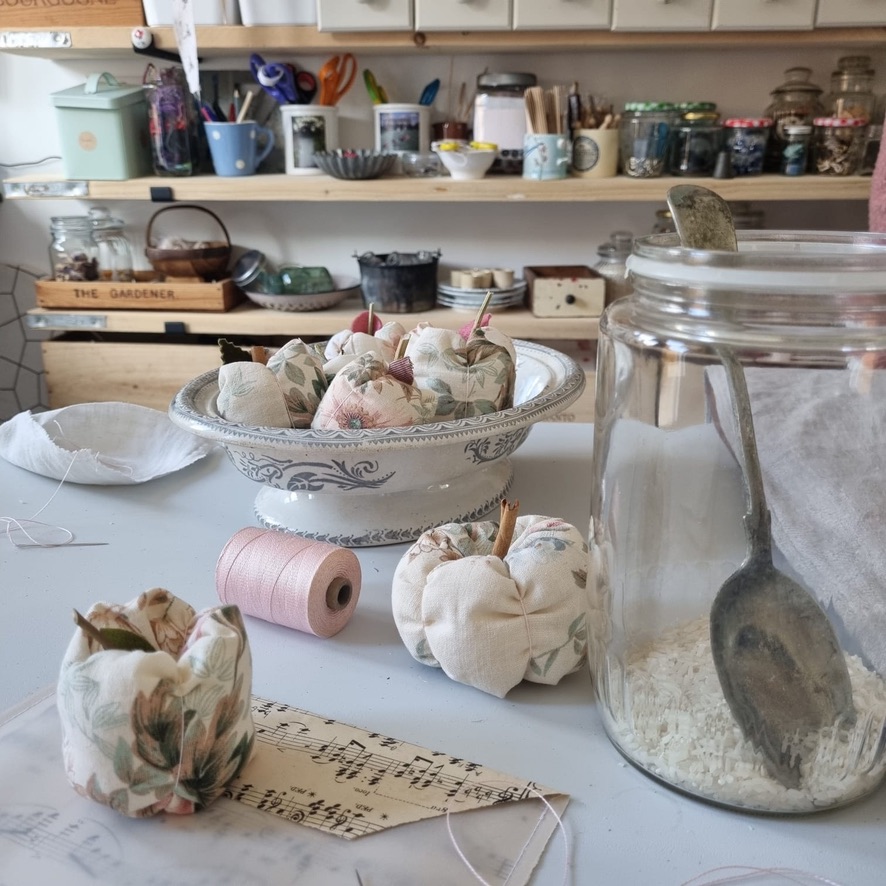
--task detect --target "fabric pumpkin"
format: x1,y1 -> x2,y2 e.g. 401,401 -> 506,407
323,320 -> 406,376
266,338 -> 329,427
57,588 -> 254,817
392,516 -> 590,697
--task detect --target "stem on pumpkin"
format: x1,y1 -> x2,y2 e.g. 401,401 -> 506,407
470,291 -> 493,338
491,499 -> 520,559
251,345 -> 268,365
394,334 -> 409,360
72,609 -> 111,649
367,303 -> 375,336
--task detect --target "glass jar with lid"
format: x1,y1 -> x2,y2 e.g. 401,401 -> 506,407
473,72 -> 537,175
780,124 -> 812,176
49,216 -> 99,281
723,117 -> 772,176
619,102 -> 676,178
764,67 -> 824,171
590,229 -> 886,814
88,206 -> 134,281
812,117 -> 867,175
668,103 -> 722,176
825,55 -> 877,124
593,230 -> 634,307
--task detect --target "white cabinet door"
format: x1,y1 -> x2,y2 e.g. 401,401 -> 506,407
513,0 -> 611,29
317,0 -> 413,31
414,0 -> 512,31
712,0 -> 816,30
612,0 -> 712,30
816,0 -> 886,26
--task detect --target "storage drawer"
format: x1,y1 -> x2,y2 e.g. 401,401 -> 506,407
712,0 -> 816,30
317,0 -> 412,31
143,0 -> 239,25
816,0 -> 886,26
513,0 -> 610,29
415,0 -> 511,31
239,0 -> 316,25
612,0 -> 712,30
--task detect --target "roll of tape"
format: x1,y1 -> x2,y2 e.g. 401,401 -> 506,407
216,527 -> 361,637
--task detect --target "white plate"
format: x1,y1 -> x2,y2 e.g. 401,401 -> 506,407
437,279 -> 526,297
244,275 -> 361,312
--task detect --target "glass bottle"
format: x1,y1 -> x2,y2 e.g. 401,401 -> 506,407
780,124 -> 812,176
764,67 -> 825,172
825,55 -> 877,124
49,216 -> 99,281
143,64 -> 201,176
619,102 -> 676,178
591,230 -> 886,814
594,230 -> 634,307
88,206 -> 134,281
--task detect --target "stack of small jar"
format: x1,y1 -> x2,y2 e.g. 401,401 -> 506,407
49,208 -> 134,282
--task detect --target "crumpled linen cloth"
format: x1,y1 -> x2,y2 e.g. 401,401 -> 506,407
217,339 -> 327,428
312,352 -> 437,430
57,588 -> 254,817
706,364 -> 886,673
404,323 -> 517,420
0,402 -> 214,484
392,516 -> 590,697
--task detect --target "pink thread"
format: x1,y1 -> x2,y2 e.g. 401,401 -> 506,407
215,528 -> 361,637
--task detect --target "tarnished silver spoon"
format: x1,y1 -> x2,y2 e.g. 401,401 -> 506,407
667,184 -> 856,788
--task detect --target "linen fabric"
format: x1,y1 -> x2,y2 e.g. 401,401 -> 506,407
323,321 -> 406,375
57,588 -> 254,817
392,516 -> 590,697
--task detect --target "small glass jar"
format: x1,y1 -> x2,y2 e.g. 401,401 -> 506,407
669,109 -> 722,177
723,118 -> 772,176
825,55 -> 877,124
764,67 -> 825,172
780,124 -> 812,176
88,207 -> 134,281
812,117 -> 866,175
231,249 -> 284,294
859,124 -> 883,176
619,102 -> 676,178
591,230 -> 886,814
49,216 -> 99,281
594,230 -> 634,307
143,64 -> 201,176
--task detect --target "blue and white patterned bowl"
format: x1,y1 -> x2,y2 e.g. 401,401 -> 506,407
169,340 -> 585,547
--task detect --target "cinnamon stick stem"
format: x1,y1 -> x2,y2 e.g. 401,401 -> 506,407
72,609 -> 111,649
250,345 -> 268,365
491,499 -> 520,559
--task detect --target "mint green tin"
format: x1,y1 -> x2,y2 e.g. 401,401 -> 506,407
52,73 -> 152,180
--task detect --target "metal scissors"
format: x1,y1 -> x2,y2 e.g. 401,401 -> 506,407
363,68 -> 389,105
318,53 -> 357,106
250,52 -> 297,105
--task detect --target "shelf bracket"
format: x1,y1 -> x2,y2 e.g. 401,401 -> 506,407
3,180 -> 88,199
0,31 -> 71,50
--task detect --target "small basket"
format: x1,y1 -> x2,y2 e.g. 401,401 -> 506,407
145,204 -> 231,280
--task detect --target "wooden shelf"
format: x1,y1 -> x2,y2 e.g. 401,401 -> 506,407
1,25 -> 883,59
5,173 -> 871,204
28,301 -> 598,339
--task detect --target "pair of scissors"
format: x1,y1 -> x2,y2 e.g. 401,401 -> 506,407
318,53 -> 357,106
419,78 -> 440,106
250,52 -> 297,105
363,68 -> 388,105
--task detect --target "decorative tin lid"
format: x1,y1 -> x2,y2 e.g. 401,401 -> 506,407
813,117 -> 867,127
723,117 -> 773,128
624,101 -> 676,113
51,72 -> 146,110
676,102 -> 717,112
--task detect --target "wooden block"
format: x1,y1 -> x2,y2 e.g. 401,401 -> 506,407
0,0 -> 145,27
523,265 -> 605,318
35,278 -> 243,312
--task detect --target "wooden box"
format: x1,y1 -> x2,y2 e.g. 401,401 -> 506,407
0,0 -> 145,27
35,278 -> 243,312
524,266 -> 605,319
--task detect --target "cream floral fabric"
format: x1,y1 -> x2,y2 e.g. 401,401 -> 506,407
323,321 -> 406,376
57,588 -> 254,817
392,516 -> 590,697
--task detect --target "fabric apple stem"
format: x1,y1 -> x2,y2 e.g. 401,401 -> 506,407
492,499 -> 520,559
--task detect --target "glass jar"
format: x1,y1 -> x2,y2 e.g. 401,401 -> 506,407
594,230 -> 634,307
669,109 -> 722,177
49,216 -> 99,281
88,206 -> 134,281
231,249 -> 283,294
812,117 -> 866,175
591,230 -> 886,814
780,124 -> 812,176
728,201 -> 766,230
825,55 -> 877,124
764,67 -> 825,172
723,117 -> 772,176
619,102 -> 676,178
143,64 -> 201,176
651,207 -> 676,235
473,72 -> 537,175
859,124 -> 883,176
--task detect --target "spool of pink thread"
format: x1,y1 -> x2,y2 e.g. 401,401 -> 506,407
215,527 -> 361,637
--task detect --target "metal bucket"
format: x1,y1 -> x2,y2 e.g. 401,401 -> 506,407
356,250 -> 440,312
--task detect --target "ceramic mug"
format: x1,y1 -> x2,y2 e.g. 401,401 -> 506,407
571,128 -> 619,178
204,121 -> 274,176
522,133 -> 569,181
280,104 -> 339,175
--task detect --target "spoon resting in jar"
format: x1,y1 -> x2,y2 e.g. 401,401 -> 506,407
666,184 -> 856,789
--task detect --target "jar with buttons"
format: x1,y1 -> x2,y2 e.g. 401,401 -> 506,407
49,216 -> 99,282
812,117 -> 867,175
619,102 -> 676,178
764,67 -> 824,172
723,118 -> 772,176
669,104 -> 722,177
780,124 -> 812,176
825,55 -> 877,124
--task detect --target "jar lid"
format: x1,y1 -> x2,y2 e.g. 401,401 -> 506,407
676,101 -> 717,112
681,111 -> 721,123
88,206 -> 125,229
476,72 -> 537,90
50,215 -> 93,230
834,54 -> 874,75
769,66 -> 823,97
813,117 -> 867,127
624,101 -> 676,112
231,249 -> 268,288
783,124 -> 812,135
723,117 -> 773,128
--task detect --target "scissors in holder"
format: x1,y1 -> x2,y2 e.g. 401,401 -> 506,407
318,53 -> 357,106
363,69 -> 389,105
250,52 -> 297,105
419,78 -> 440,106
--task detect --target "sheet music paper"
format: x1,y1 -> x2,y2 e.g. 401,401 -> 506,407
0,690 -> 569,886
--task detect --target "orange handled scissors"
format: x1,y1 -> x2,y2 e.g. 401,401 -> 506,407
318,53 -> 357,106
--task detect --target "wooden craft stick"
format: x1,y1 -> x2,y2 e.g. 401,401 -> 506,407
491,499 -> 520,559
235,89 -> 255,123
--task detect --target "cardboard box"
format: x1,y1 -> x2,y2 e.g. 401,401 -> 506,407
36,278 -> 243,312
0,0 -> 145,28
524,265 -> 605,318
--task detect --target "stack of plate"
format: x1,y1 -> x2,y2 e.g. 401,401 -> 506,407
436,279 -> 527,312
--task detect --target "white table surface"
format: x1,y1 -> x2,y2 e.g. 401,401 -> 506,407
1,421 -> 884,885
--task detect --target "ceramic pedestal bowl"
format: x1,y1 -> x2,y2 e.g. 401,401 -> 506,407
169,340 -> 585,547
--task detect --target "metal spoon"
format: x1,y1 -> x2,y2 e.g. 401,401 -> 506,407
667,185 -> 855,788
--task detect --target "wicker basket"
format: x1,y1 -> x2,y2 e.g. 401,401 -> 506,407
144,204 -> 231,280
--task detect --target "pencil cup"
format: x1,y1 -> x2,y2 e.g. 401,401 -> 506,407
522,133 -> 569,181
374,104 -> 430,155
571,128 -> 619,178
281,104 -> 339,175
204,121 -> 274,176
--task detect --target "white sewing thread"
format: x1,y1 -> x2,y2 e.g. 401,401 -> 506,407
680,866 -> 846,886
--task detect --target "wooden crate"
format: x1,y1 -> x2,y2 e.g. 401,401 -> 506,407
35,277 -> 243,312
0,0 -> 145,27
524,265 -> 605,319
